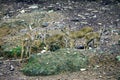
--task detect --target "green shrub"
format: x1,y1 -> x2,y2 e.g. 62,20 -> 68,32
4,46 -> 21,58
116,56 -> 120,61
118,39 -> 120,45
21,48 -> 88,76
118,31 -> 120,35
49,42 -> 60,51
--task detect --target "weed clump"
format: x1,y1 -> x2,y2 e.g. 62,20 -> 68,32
21,48 -> 88,76
3,46 -> 21,58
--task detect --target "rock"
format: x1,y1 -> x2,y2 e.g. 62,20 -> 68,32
54,7 -> 61,11
41,50 -> 47,53
70,18 -> 80,22
78,14 -> 86,19
80,21 -> 88,24
87,8 -> 93,11
48,10 -> 54,13
73,79 -> 80,80
29,5 -> 38,9
0,61 -> 3,64
0,73 -> 3,76
19,77 -> 26,80
80,68 -> 86,71
93,15 -> 97,18
20,10 -> 25,14
0,57 -> 3,60
89,47 -> 92,50
10,65 -> 14,71
42,22 -> 49,27
98,23 -> 102,25
92,10 -> 99,13
36,78 -> 39,80
84,13 -> 90,16
99,75 -> 102,78
75,45 -> 84,49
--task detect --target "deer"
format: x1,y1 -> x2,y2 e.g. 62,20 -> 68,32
20,25 -> 42,62
61,26 -> 94,48
84,27 -> 104,50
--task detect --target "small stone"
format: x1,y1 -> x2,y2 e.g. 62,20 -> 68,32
96,65 -> 100,68
73,79 -> 79,80
0,57 -> 4,60
41,50 -> 47,53
75,45 -> 84,49
48,10 -> 54,13
19,77 -> 26,80
10,65 -> 14,71
0,73 -> 3,76
99,75 -> 102,78
84,13 -> 90,16
80,21 -> 88,24
70,18 -> 80,22
0,61 -> 3,64
89,47 -> 92,50
29,5 -> 38,9
78,14 -> 86,19
20,10 -> 25,14
98,23 -> 102,25
92,10 -> 99,13
87,8 -> 93,11
93,15 -> 97,18
42,22 -> 49,27
36,78 -> 39,80
80,68 -> 86,71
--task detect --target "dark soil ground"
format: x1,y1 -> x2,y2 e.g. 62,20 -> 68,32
0,0 -> 120,80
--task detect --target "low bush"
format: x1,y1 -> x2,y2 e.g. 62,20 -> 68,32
118,39 -> 120,45
116,56 -> 120,61
21,48 -> 88,76
49,43 -> 60,51
4,46 -> 21,58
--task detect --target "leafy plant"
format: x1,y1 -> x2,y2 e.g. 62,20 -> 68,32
116,56 -> 120,61
118,31 -> 120,35
49,43 -> 60,51
4,46 -> 21,58
21,48 -> 88,76
118,39 -> 120,45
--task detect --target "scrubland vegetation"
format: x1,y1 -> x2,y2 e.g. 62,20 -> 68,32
0,0 -> 120,80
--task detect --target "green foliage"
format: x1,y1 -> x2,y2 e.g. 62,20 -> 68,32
32,42 -> 46,52
116,56 -> 120,61
4,46 -> 21,58
21,48 -> 88,76
118,39 -> 120,45
49,43 -> 60,51
118,30 -> 120,35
